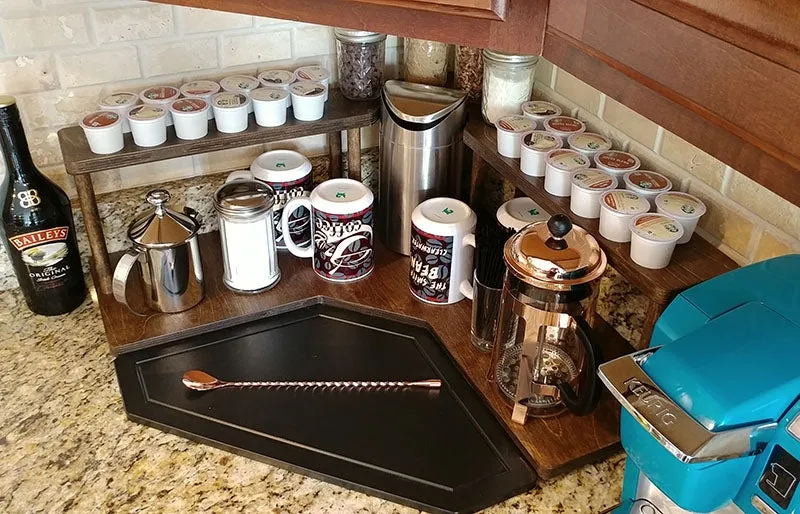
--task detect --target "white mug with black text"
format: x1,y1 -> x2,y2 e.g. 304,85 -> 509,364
409,198 -> 477,304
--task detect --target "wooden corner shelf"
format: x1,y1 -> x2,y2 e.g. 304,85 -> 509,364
57,91 -> 380,296
97,234 -> 633,480
463,115 -> 738,342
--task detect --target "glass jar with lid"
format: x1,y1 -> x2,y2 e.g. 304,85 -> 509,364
455,45 -> 483,101
403,38 -> 449,86
334,28 -> 387,101
481,50 -> 538,124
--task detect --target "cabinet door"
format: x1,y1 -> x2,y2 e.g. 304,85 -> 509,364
349,0 -> 506,20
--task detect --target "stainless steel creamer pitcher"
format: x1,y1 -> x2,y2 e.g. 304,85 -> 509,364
112,189 -> 204,314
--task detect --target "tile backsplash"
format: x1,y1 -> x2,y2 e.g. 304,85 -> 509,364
533,59 -> 800,265
0,2 -> 399,196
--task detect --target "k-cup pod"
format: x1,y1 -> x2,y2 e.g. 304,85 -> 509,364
623,170 -> 673,210
570,169 -> 618,219
521,100 -> 561,128
289,81 -> 325,121
568,132 -> 612,164
127,105 -> 167,147
211,92 -> 250,133
496,197 -> 549,231
180,80 -> 220,120
629,213 -> 684,269
544,148 -> 590,197
80,111 -> 124,154
598,189 -> 650,242
543,115 -> 586,142
98,92 -> 138,133
169,98 -> 209,140
251,88 -> 289,127
258,69 -> 295,108
520,130 -> 562,177
139,86 -> 180,126
655,191 -> 707,244
220,74 -> 259,113
595,150 -> 641,179
495,115 -> 535,159
294,65 -> 330,101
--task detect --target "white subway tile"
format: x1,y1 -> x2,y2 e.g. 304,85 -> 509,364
92,4 -> 174,43
16,85 -> 104,129
0,13 -> 89,51
140,38 -> 217,77
292,25 -> 335,59
178,6 -> 252,33
0,55 -> 57,94
221,30 -> 291,67
56,47 -> 140,88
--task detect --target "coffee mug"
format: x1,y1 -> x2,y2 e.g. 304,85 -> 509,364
409,197 -> 477,304
282,178 -> 374,282
228,150 -> 313,249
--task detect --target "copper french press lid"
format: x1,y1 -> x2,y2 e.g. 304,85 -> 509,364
504,214 -> 606,290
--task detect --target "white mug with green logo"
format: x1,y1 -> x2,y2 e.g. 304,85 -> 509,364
409,197 -> 477,304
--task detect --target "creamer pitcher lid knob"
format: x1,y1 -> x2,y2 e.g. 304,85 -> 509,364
146,189 -> 170,216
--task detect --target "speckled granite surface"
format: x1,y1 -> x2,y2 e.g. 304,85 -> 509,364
0,284 -> 624,513
0,148 -> 637,513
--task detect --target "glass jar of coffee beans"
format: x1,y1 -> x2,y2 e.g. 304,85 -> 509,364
455,45 -> 483,101
334,29 -> 387,101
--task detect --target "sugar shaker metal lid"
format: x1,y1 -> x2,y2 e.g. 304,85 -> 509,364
214,180 -> 276,218
504,214 -> 606,289
128,189 -> 200,248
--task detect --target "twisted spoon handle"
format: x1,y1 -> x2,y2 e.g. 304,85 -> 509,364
224,379 -> 441,389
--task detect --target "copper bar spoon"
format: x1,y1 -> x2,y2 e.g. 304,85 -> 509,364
182,370 -> 442,392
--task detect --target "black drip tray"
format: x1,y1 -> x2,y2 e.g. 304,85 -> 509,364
114,300 -> 535,514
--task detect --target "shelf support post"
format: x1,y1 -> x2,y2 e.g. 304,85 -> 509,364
73,173 -> 113,295
346,128 -> 361,182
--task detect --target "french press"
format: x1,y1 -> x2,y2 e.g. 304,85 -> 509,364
112,189 -> 204,314
490,214 -> 607,423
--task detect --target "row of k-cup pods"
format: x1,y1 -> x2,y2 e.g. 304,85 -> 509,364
78,67 -> 331,154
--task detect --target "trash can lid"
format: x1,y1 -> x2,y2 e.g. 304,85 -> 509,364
382,80 -> 467,124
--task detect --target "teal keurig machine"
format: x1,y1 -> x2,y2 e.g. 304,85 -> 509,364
599,254 -> 800,513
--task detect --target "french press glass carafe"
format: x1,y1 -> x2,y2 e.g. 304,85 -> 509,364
490,214 -> 607,422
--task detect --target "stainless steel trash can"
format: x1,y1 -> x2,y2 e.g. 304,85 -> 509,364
379,80 -> 468,255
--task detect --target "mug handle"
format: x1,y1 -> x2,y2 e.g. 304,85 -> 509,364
112,250 -> 148,316
282,197 -> 314,258
459,233 -> 477,300
226,170 -> 253,182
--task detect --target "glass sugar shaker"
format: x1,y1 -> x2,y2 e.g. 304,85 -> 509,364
455,45 -> 483,102
213,180 -> 280,294
403,38 -> 449,87
334,28 -> 387,101
481,50 -> 538,124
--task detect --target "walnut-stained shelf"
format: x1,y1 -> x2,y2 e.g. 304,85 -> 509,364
96,234 -> 633,480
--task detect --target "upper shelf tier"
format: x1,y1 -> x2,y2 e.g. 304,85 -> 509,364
464,115 -> 738,305
57,92 -> 380,176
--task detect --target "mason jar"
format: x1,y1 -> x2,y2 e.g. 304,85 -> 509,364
481,50 -> 538,124
334,28 -> 387,101
403,38 -> 449,86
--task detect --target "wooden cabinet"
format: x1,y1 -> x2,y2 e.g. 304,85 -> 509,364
350,0 -> 506,20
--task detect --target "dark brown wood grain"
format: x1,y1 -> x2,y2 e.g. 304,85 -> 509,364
97,234 -> 631,479
463,117 -> 738,308
346,128 -> 362,182
57,92 -> 379,176
632,0 -> 800,72
150,0 -> 548,54
545,0 -> 800,205
349,0 -> 505,20
328,132 -> 342,178
74,173 -> 112,295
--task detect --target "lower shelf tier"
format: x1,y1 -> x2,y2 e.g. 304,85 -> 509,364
94,232 -> 633,479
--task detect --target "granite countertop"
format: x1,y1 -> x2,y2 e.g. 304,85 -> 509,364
0,283 -> 625,513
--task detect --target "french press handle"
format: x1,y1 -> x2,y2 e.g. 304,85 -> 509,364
557,315 -> 602,416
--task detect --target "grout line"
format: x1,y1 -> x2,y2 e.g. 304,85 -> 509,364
745,225 -> 763,261
597,93 -> 606,118
550,65 -> 558,90
720,166 -> 734,196
653,126 -> 664,154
